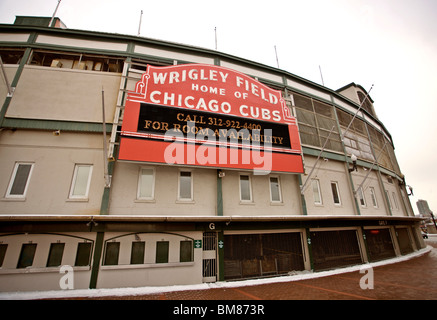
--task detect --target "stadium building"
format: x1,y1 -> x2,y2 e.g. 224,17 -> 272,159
0,16 -> 423,292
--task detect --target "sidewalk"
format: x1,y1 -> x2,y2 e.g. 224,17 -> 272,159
86,243 -> 437,300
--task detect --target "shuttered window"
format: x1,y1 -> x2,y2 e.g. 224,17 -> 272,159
17,243 -> 37,269
156,241 -> 169,263
104,242 -> 120,266
75,242 -> 92,266
130,241 -> 146,264
180,240 -> 193,262
46,243 -> 65,267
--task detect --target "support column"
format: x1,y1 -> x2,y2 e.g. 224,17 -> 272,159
89,231 -> 105,289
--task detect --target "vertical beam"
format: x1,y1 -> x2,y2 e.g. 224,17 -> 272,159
100,58 -> 130,215
101,87 -> 111,189
217,231 -> 225,281
298,174 -> 308,215
359,226 -> 370,263
100,188 -> 111,215
217,170 -> 223,216
305,228 -> 314,271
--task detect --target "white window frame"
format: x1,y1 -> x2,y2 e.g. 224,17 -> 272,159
269,176 -> 282,203
369,187 -> 378,208
177,170 -> 193,201
385,190 -> 393,209
392,192 -> 399,210
312,179 -> 323,205
357,187 -> 367,207
69,164 -> 93,200
137,167 -> 155,200
330,181 -> 341,205
5,162 -> 34,199
239,174 -> 253,203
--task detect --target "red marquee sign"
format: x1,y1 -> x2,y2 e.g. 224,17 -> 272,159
119,64 -> 303,173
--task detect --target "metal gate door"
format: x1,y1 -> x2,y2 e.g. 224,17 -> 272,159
310,230 -> 363,270
364,228 -> 396,261
396,227 -> 414,255
202,232 -> 217,283
223,232 -> 305,280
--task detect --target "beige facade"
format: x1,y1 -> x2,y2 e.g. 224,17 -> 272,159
7,65 -> 120,123
0,18 -> 422,292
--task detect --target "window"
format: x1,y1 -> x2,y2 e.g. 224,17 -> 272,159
75,242 -> 92,266
368,126 -> 394,171
338,110 -> 375,162
69,165 -> 93,199
180,240 -> 193,262
330,182 -> 341,205
0,49 -> 25,64
369,187 -> 378,208
269,177 -> 282,202
46,243 -> 65,267
385,190 -> 393,209
293,93 -> 343,152
357,187 -> 367,207
392,192 -> 399,210
137,168 -> 155,200
350,139 -> 358,149
239,175 -> 253,202
103,242 -> 120,266
156,241 -> 169,263
178,171 -> 193,201
357,91 -> 375,117
6,162 -> 34,199
0,244 -> 8,267
30,50 -> 124,72
17,243 -> 37,269
130,241 -> 145,264
312,179 -> 322,205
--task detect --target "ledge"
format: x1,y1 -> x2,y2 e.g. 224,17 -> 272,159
0,214 -> 422,223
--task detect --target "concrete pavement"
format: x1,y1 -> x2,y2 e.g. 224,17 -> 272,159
57,240 -> 437,301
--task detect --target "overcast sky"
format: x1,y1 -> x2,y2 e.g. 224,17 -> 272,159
1,0 -> 436,215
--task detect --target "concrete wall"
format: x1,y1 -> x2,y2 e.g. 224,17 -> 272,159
0,130 -> 105,215
7,65 -> 120,123
302,157 -> 356,215
351,170 -> 389,216
109,163 -> 217,216
96,231 -> 203,288
221,170 -> 302,216
0,233 -> 95,292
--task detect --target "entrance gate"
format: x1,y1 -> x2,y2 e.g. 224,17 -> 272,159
202,232 -> 217,283
310,230 -> 363,270
223,232 -> 305,280
364,228 -> 396,261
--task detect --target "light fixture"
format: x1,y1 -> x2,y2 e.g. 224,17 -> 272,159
348,154 -> 358,172
407,185 -> 414,196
